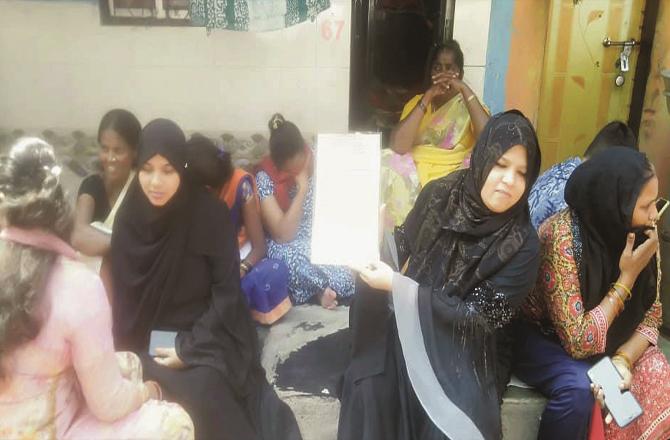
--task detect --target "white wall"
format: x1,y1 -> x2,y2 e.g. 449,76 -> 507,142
453,0 -> 492,100
0,0 -> 351,135
0,0 -> 492,135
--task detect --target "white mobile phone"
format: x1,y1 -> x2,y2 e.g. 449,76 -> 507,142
149,330 -> 177,357
587,356 -> 643,428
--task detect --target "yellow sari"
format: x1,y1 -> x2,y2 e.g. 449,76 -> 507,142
407,93 -> 476,185
381,94 -> 480,227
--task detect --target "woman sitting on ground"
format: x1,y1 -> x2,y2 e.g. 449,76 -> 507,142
338,111 -> 542,440
0,137 -> 193,439
110,119 -> 302,440
71,109 -> 141,256
256,114 -> 355,309
185,134 -> 292,325
516,148 -> 670,439
382,40 -> 490,227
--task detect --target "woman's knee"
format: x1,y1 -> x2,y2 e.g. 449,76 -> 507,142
555,372 -> 594,416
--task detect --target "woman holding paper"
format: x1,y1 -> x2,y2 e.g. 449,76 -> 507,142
382,40 -> 490,228
110,119 -> 302,440
256,114 -> 355,309
72,109 -> 140,256
338,111 -> 541,440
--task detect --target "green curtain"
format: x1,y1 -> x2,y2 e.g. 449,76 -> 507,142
190,0 -> 331,32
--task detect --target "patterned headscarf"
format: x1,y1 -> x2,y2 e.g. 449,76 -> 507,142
403,110 -> 542,298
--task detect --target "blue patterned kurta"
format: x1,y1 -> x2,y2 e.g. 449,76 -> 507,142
256,170 -> 355,304
528,157 -> 583,230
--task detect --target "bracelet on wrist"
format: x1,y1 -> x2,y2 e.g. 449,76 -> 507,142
418,99 -> 428,113
613,352 -> 633,371
607,290 -> 624,313
612,282 -> 632,300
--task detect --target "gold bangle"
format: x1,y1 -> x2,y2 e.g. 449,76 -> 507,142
611,285 -> 627,304
418,100 -> 428,113
614,351 -> 633,371
613,282 -> 632,300
466,93 -> 477,103
607,290 -> 624,312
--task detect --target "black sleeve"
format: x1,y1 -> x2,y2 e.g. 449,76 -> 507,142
78,174 -> 108,221
424,230 -> 541,333
464,230 -> 541,329
175,198 -> 261,397
78,174 -> 105,200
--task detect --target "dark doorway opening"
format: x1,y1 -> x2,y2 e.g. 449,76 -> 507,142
348,0 -> 455,147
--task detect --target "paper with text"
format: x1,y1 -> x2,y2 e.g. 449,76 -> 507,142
310,133 -> 381,266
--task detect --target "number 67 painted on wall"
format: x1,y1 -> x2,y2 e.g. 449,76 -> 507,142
321,19 -> 345,41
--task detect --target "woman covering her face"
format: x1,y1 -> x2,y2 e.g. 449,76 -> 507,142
338,111 -> 542,440
110,119 -> 302,440
517,148 -> 670,440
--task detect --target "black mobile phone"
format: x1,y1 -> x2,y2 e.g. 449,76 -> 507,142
587,357 -> 643,428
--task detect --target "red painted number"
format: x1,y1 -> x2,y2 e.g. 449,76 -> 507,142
321,19 -> 345,41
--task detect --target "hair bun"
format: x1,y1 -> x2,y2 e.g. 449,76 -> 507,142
0,137 -> 61,204
268,113 -> 286,132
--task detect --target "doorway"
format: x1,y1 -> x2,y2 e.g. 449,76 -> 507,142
348,0 -> 453,147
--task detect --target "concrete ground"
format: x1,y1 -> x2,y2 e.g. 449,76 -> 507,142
260,304 -> 670,440
260,305 -> 347,440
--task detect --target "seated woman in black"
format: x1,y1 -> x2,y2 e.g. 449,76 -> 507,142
72,109 -> 140,256
338,111 -> 542,440
109,119 -> 302,440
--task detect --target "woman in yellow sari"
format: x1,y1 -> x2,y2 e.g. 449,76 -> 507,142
382,40 -> 490,227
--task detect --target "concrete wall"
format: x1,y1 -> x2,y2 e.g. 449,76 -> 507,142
0,0 -> 351,135
453,0 -> 492,101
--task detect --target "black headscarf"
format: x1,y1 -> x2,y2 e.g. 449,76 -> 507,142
404,110 -> 542,297
565,147 -> 657,354
111,119 -> 228,349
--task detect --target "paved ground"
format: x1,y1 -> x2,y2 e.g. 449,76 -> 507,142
260,305 -> 347,440
261,304 -> 670,440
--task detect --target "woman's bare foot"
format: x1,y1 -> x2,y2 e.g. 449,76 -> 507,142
318,287 -> 338,310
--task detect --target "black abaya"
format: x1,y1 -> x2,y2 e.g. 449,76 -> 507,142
111,119 -> 301,440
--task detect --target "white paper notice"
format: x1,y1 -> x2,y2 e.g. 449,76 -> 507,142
310,133 -> 381,266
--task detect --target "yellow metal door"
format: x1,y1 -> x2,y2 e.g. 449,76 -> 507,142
536,0 -> 646,168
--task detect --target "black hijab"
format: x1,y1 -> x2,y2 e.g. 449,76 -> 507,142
565,147 -> 657,354
404,110 -> 542,297
111,119 -> 227,349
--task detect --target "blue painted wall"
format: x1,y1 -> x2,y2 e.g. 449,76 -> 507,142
482,0 -> 514,114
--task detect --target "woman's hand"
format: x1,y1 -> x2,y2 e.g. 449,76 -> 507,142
144,380 -> 163,401
430,72 -> 471,96
295,159 -> 310,192
612,356 -> 633,391
619,229 -> 659,285
590,384 -> 614,424
426,72 -> 452,99
350,261 -> 395,292
153,347 -> 186,369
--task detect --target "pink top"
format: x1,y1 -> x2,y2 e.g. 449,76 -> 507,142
0,228 -> 146,438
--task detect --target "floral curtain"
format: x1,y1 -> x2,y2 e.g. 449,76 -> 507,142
190,0 -> 331,32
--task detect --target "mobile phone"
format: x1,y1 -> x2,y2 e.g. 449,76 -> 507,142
149,330 -> 177,356
587,357 -> 643,428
